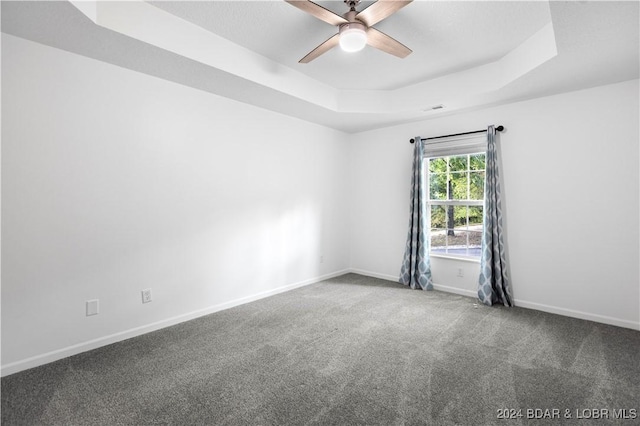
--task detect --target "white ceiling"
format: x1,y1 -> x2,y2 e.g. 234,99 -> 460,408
149,1 -> 551,90
2,1 -> 639,133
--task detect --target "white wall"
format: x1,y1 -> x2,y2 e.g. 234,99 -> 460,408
2,33 -> 639,377
349,79 -> 640,330
1,35 -> 350,374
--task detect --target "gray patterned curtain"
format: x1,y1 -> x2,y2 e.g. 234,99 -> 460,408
399,137 -> 433,290
478,126 -> 513,306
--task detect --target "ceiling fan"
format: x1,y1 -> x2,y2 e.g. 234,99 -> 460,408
285,0 -> 413,63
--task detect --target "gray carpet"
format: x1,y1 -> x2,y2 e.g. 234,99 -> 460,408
2,273 -> 639,425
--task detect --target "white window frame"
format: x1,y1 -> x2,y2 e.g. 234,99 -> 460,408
422,134 -> 487,261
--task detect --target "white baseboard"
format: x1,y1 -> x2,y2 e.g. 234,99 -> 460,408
348,268 -> 477,298
346,268 -> 640,331
513,299 -> 640,331
4,268 -> 637,376
432,283 -> 477,298
348,268 -> 398,282
1,269 -> 350,377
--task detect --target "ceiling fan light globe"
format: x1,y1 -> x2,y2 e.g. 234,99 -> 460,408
339,28 -> 367,52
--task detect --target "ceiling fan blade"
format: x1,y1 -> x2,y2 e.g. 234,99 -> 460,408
356,0 -> 412,27
285,0 -> 348,26
366,27 -> 412,58
299,33 -> 340,63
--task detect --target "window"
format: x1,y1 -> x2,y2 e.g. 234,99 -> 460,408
423,136 -> 486,259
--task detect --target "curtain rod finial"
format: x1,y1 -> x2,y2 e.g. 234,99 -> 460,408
410,138 -> 415,144
496,125 -> 504,132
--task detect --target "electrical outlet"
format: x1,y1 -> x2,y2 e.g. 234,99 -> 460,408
141,289 -> 152,304
320,255 -> 324,264
86,299 -> 99,316
457,268 -> 464,278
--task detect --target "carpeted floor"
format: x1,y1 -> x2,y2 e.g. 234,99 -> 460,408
2,273 -> 639,425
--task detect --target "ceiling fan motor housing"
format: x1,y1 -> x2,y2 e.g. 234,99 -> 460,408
339,22 -> 367,34
345,9 -> 359,23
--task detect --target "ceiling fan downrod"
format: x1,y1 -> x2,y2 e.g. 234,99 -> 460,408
344,0 -> 360,23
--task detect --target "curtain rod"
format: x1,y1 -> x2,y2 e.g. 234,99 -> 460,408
409,125 -> 504,144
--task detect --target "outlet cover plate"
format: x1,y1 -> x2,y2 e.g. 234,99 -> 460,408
141,289 -> 152,303
86,299 -> 99,316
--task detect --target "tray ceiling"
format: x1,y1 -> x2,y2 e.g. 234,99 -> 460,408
2,1 -> 638,133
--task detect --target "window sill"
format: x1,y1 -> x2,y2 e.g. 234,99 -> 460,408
430,253 -> 481,263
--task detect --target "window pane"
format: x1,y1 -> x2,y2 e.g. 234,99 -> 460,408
430,205 -> 446,229
430,205 -> 483,258
445,229 -> 469,254
470,153 -> 485,171
450,172 -> 468,200
469,206 -> 483,226
468,229 -> 483,256
429,157 -> 447,173
429,173 -> 447,200
427,152 -> 485,259
431,205 -> 447,253
453,205 -> 469,228
449,155 -> 467,172
430,227 -> 446,254
469,171 -> 485,200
